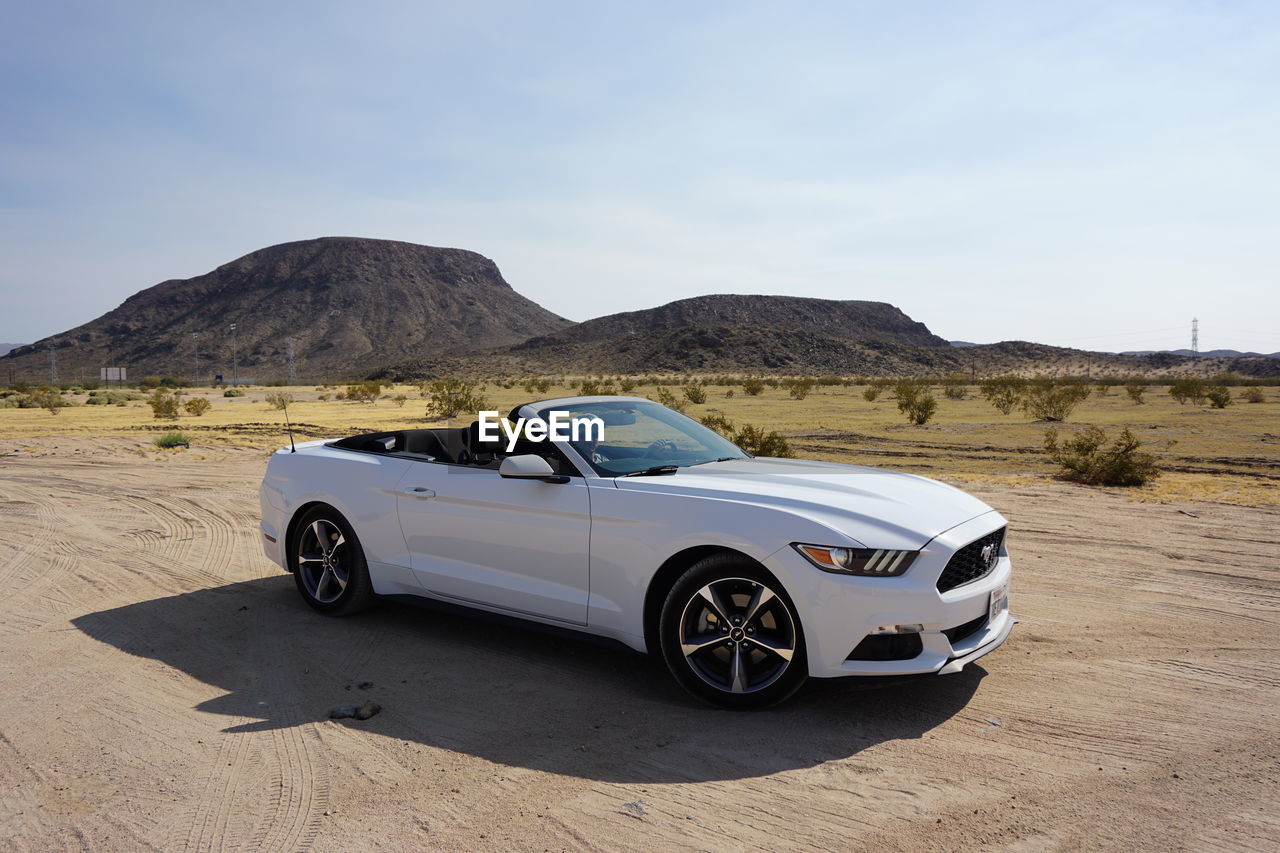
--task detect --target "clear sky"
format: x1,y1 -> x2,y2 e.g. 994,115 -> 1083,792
2,1 -> 1277,353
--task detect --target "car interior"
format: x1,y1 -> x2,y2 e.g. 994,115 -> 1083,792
329,420 -> 581,476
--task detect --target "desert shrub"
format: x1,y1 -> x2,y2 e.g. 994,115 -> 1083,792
698,414 -> 736,436
264,391 -> 295,411
183,397 -> 211,417
141,376 -> 185,389
942,374 -> 968,400
1044,426 -> 1160,486
345,382 -> 382,404
1242,387 -> 1265,403
154,431 -> 192,449
724,389 -> 735,398
424,379 -> 487,420
980,376 -> 1025,415
895,380 -> 937,425
1022,378 -> 1089,422
734,425 -> 794,457
742,377 -> 765,396
223,388 -> 245,398
30,386 -> 68,415
392,394 -> 408,407
1094,376 -> 1121,397
683,385 -> 707,405
653,387 -> 686,414
1124,379 -> 1148,404
1168,377 -> 1206,405
619,378 -> 636,393
148,389 -> 180,420
86,390 -> 138,405
787,378 -> 814,400
1206,385 -> 1233,408
861,385 -> 880,402
522,377 -> 553,395
579,379 -> 603,396
699,415 -> 793,457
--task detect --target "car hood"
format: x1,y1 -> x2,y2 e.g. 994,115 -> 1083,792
612,456 -> 997,550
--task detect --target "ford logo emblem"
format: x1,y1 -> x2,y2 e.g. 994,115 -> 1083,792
980,543 -> 998,567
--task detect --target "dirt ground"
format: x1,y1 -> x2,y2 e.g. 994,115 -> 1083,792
1,434 -> 1278,852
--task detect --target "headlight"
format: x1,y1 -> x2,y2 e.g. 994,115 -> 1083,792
792,543 -> 918,576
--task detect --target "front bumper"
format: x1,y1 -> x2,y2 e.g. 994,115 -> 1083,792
763,511 -> 1015,678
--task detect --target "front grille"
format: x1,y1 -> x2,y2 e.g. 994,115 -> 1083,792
936,527 -> 1005,593
942,614 -> 987,646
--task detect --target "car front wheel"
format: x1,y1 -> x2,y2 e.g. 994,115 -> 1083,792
659,555 -> 807,708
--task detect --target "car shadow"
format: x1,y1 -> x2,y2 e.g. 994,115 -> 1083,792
72,575 -> 986,783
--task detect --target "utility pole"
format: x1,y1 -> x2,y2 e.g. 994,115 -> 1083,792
47,344 -> 58,386
191,333 -> 199,386
287,336 -> 297,385
1191,318 -> 1199,357
230,323 -> 238,387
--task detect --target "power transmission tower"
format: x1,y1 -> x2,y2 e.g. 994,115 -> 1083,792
230,323 -> 238,387
47,344 -> 58,385
287,336 -> 297,385
191,333 -> 200,386
1191,318 -> 1199,357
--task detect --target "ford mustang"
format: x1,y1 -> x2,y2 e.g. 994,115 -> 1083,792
259,396 -> 1013,707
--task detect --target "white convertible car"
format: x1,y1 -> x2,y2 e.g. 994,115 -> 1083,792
259,396 -> 1012,708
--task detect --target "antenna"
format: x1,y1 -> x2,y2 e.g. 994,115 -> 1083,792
284,404 -> 297,453
1191,318 -> 1199,357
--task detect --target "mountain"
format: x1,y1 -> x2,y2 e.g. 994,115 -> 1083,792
1120,348 -> 1280,359
1,238 -> 570,381
0,343 -> 24,357
518,295 -> 948,350
6,238 -> 1277,383
372,296 -> 952,379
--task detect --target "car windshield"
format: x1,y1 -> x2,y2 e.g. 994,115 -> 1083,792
530,399 -> 748,476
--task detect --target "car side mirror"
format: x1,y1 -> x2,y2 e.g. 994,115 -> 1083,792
499,454 -> 568,483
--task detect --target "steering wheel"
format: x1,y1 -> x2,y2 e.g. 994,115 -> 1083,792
644,439 -> 678,458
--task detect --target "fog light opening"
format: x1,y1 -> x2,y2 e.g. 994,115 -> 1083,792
871,623 -> 924,636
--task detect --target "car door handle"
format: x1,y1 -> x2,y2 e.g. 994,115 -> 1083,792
404,486 -> 436,498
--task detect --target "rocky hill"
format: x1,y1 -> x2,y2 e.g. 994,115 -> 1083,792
5,238 -> 1275,383
373,333 -> 1278,381
1,238 -> 570,381
518,295 -> 947,350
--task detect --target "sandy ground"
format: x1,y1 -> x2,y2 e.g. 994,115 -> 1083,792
1,436 -> 1278,852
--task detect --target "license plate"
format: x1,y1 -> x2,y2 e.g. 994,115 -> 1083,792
989,582 -> 1008,623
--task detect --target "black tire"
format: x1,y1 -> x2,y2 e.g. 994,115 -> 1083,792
659,554 -> 807,709
288,506 -> 375,615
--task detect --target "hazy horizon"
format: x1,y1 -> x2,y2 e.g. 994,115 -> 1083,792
3,2 -> 1277,354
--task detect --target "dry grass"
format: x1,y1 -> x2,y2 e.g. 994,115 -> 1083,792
2,381 -> 1276,505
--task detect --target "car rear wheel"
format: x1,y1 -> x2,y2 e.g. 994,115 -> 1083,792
659,554 -> 807,708
290,507 -> 374,615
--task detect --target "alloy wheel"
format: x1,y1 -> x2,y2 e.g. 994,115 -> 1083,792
296,519 -> 350,604
677,577 -> 797,694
